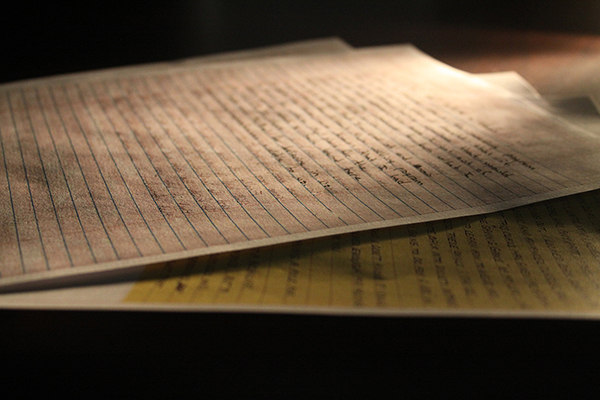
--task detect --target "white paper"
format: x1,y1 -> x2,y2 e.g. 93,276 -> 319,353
3,44 -> 600,290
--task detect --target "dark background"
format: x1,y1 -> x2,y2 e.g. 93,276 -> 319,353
3,1 -> 600,396
3,1 -> 600,83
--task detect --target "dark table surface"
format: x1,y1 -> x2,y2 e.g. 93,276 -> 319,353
3,23 -> 600,397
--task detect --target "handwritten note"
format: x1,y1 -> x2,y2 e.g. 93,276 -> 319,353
3,45 -> 600,287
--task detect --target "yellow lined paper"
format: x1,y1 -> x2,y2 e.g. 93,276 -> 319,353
125,189 -> 600,314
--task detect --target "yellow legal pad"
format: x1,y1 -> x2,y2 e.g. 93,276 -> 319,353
125,189 -> 600,313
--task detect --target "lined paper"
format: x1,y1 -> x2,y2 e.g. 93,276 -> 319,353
3,46 -> 600,287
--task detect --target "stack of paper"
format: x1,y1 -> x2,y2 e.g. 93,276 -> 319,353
2,38 -> 600,318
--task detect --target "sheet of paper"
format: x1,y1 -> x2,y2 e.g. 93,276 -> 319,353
3,45 -> 600,289
477,71 -> 544,101
478,72 -> 600,133
8,38 -> 353,89
178,37 -> 353,64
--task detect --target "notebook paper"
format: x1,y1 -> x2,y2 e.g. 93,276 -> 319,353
3,45 -> 600,288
